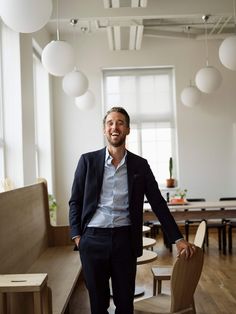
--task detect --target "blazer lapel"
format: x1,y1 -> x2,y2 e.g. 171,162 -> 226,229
126,151 -> 136,205
95,148 -> 106,201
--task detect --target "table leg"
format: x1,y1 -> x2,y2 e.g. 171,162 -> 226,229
42,285 -> 51,314
33,291 -> 43,314
1,293 -> 7,314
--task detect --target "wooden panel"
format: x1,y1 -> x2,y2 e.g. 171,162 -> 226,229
50,225 -> 74,246
0,183 -> 50,273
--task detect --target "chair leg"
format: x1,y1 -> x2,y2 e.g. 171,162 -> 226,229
222,225 -> 227,255
157,280 -> 162,294
218,227 -> 222,251
205,227 -> 209,247
153,277 -> 157,296
228,225 -> 232,254
185,222 -> 189,242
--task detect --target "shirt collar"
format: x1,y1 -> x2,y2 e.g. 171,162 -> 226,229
105,147 -> 127,166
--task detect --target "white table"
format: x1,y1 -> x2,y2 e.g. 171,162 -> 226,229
143,200 -> 236,221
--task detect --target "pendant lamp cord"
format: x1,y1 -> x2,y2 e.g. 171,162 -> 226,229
56,0 -> 60,40
203,15 -> 209,66
233,0 -> 236,29
70,19 -> 78,71
186,25 -> 193,86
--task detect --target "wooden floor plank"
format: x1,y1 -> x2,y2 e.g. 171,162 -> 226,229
69,231 -> 236,314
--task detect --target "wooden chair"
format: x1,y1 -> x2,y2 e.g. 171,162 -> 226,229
218,197 -> 236,254
204,197 -> 236,255
185,198 -> 227,254
151,220 -> 206,296
184,198 -> 206,242
134,246 -> 204,314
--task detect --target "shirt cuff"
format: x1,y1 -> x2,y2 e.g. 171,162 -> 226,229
175,238 -> 184,244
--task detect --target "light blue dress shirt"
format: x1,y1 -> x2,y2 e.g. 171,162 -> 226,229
88,148 -> 131,228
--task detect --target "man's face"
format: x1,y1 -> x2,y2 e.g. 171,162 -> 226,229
104,111 -> 130,147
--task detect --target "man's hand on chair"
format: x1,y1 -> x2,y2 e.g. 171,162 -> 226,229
176,239 -> 196,259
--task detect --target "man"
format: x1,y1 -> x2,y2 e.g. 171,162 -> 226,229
69,107 -> 195,314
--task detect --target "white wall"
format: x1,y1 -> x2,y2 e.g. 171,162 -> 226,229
49,31 -> 236,224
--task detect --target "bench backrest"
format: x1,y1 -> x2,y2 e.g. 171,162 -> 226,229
0,182 -> 51,273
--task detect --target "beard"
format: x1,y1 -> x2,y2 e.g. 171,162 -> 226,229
106,135 -> 126,147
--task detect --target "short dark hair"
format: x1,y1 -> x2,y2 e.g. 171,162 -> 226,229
103,107 -> 130,128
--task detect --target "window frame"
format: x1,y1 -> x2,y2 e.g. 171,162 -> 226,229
0,21 -> 5,185
102,67 -> 178,186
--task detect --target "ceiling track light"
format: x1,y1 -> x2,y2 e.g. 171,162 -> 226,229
202,15 -> 210,23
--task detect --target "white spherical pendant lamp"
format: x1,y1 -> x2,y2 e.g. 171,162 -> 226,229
75,90 -> 95,111
0,0 -> 52,33
42,40 -> 75,77
181,85 -> 201,107
195,66 -> 222,94
62,70 -> 89,97
219,36 -> 236,70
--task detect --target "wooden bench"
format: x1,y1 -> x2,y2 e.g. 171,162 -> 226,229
0,182 -> 82,314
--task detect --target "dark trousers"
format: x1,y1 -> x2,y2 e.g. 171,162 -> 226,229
79,226 -> 137,314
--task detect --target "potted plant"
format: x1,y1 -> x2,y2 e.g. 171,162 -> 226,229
166,157 -> 175,188
170,188 -> 188,204
48,194 -> 57,225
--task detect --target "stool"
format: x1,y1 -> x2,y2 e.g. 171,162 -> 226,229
151,265 -> 172,295
0,273 -> 49,314
142,237 -> 156,251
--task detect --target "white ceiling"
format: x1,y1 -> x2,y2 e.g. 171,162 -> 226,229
46,0 -> 235,50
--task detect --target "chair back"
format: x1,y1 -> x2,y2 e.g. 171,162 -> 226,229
186,198 -> 206,211
219,197 -> 236,210
187,198 -> 205,202
193,220 -> 206,248
170,246 -> 204,313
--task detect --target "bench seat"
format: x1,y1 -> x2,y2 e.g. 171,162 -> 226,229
0,182 -> 82,314
28,246 -> 81,314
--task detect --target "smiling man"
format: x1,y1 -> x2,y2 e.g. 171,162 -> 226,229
69,106 -> 195,314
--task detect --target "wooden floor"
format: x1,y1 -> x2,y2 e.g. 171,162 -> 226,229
68,231 -> 236,314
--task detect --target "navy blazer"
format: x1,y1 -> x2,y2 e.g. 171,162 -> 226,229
69,147 -> 182,257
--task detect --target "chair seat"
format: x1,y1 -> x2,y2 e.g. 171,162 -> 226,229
134,295 -> 171,314
152,266 -> 173,279
151,266 -> 172,295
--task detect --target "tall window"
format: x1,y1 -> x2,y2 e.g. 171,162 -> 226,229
0,23 -> 5,188
33,50 -> 53,194
103,67 -> 177,186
